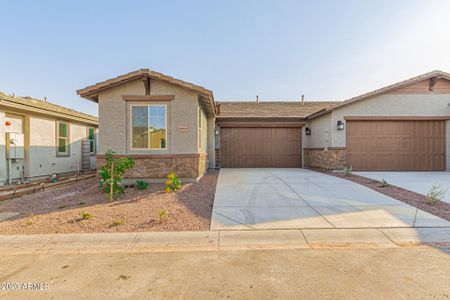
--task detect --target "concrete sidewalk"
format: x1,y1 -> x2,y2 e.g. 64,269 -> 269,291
1,227 -> 450,255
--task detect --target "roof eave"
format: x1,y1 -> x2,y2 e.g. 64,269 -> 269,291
0,100 -> 98,126
216,116 -> 307,119
77,69 -> 217,115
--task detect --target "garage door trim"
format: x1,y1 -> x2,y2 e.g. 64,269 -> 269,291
346,118 -> 446,171
220,126 -> 302,168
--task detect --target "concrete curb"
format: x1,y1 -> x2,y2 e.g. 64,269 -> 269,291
0,228 -> 449,255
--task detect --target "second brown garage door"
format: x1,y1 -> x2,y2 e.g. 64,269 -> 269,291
220,127 -> 302,168
347,120 -> 446,171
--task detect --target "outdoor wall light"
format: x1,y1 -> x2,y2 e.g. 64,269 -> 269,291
337,120 -> 345,130
305,127 -> 311,135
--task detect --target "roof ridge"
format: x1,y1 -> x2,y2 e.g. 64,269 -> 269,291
77,68 -> 213,97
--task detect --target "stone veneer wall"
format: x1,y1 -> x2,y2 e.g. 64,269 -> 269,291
97,153 -> 208,179
304,148 -> 347,170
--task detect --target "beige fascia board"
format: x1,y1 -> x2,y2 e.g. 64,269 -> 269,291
0,101 -> 98,126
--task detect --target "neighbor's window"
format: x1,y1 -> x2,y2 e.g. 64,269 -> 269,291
88,127 -> 96,154
198,108 -> 202,148
57,121 -> 69,155
131,105 -> 167,149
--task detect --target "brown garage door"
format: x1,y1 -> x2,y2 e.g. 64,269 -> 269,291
220,127 -> 302,168
347,120 -> 446,171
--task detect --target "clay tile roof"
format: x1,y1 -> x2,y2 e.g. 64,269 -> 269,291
77,68 -> 216,115
0,91 -> 98,125
217,101 -> 340,118
77,69 -> 213,99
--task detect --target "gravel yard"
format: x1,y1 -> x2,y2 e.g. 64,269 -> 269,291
0,171 -> 218,234
312,168 -> 450,222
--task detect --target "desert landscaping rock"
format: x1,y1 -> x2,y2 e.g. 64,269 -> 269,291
0,172 -> 218,234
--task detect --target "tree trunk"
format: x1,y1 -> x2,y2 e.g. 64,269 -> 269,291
109,161 -> 114,201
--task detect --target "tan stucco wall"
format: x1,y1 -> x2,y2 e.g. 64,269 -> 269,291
206,115 -> 216,169
26,116 -> 89,177
303,114 -> 332,149
306,93 -> 450,170
0,109 -> 97,184
199,106 -> 208,153
332,94 -> 450,147
98,79 -> 142,154
97,78 -> 207,155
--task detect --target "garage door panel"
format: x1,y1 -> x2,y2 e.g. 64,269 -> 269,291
347,120 -> 445,171
220,127 -> 301,168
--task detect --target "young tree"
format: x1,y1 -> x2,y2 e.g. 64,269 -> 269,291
99,149 -> 135,201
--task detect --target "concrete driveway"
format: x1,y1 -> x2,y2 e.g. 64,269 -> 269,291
210,168 -> 450,230
355,171 -> 450,204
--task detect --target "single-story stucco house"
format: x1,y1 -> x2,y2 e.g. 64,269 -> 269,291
77,69 -> 450,181
0,92 -> 98,184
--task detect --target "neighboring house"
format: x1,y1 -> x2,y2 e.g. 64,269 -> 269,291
77,69 -> 450,181
0,92 -> 98,184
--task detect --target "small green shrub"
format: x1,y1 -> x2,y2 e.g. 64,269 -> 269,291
344,165 -> 352,176
380,179 -> 391,188
81,212 -> 93,220
99,149 -> 135,201
158,210 -> 170,222
136,180 -> 149,190
110,218 -> 126,227
165,173 -> 182,193
426,184 -> 447,206
25,213 -> 35,226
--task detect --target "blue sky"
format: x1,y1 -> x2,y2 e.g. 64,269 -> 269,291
1,0 -> 450,116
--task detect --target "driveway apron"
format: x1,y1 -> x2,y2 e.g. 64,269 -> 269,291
210,169 -> 450,230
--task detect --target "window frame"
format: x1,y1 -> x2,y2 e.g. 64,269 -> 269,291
129,104 -> 168,150
56,121 -> 70,157
87,127 -> 96,155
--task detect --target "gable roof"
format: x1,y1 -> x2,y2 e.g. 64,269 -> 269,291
0,92 -> 98,125
217,101 -> 339,118
77,69 -> 216,115
307,70 -> 450,119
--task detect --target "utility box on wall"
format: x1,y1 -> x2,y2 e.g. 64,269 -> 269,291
6,132 -> 25,159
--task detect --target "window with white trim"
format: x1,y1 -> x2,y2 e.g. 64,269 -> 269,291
57,121 -> 69,156
88,127 -> 96,154
131,105 -> 167,149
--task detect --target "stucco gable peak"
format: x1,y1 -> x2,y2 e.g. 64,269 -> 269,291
306,70 -> 450,120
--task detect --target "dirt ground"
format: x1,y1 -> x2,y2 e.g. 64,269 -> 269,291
0,172 -> 218,234
312,168 -> 450,222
